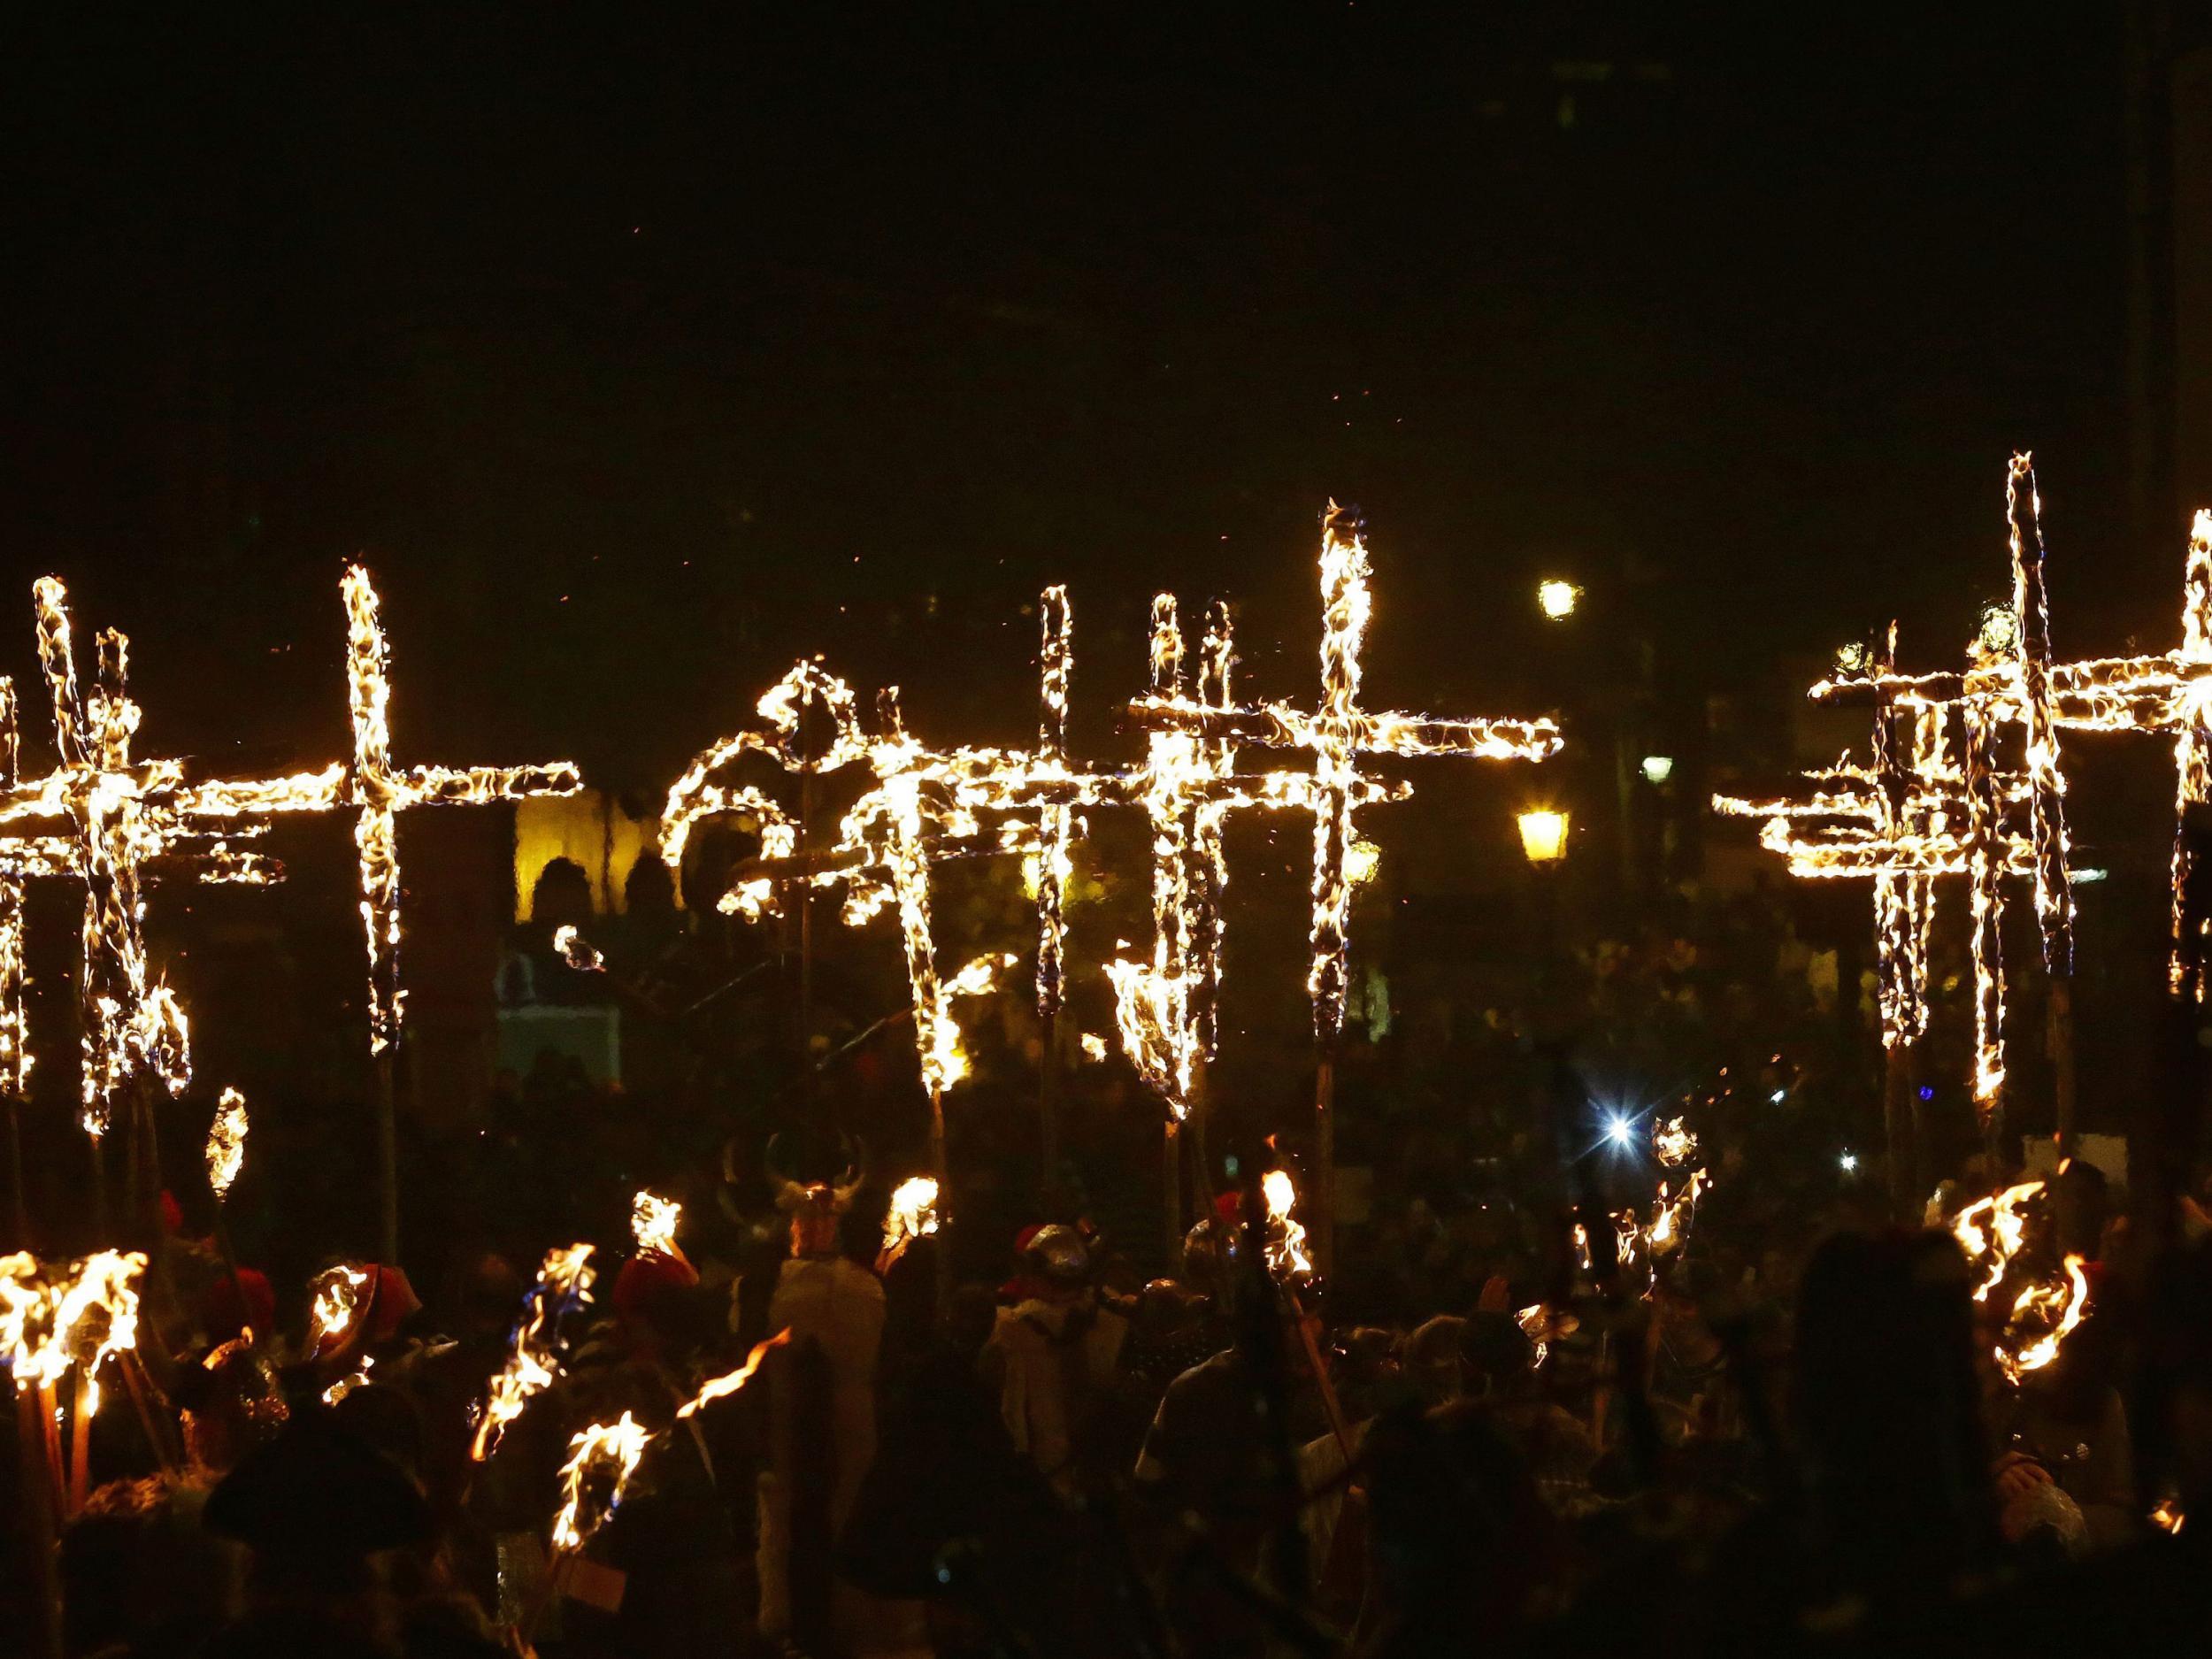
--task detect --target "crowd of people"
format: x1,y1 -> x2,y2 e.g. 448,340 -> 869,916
9,1103 -> 2212,1658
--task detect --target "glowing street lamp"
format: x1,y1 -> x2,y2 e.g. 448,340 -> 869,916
1537,580 -> 1581,621
1518,808 -> 1571,866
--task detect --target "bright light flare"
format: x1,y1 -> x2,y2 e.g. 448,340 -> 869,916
1537,580 -> 1580,620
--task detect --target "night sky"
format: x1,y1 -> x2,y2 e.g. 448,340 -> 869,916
1,8 -> 2139,792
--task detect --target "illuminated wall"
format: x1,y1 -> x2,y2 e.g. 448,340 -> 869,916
512,789 -> 664,919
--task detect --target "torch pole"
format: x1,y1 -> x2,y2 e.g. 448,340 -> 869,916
67,1366 -> 91,1515
929,1088 -> 950,1314
1312,1053 -> 1335,1283
1038,1003 -> 1059,1201
1881,1039 -> 1913,1217
374,1043 -> 399,1267
4,1099 -> 24,1246
1162,1118 -> 1181,1269
14,1383 -> 61,1659
88,1133 -> 106,1244
2047,974 -> 2078,1157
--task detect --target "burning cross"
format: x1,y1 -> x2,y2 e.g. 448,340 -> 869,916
1128,503 -> 1563,1263
1717,648 -> 2036,1148
662,660 -> 1030,1121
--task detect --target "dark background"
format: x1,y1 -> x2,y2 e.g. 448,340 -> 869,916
0,6 -> 2170,786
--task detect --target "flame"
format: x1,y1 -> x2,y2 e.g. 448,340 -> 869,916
554,925 -> 605,972
1997,1252 -> 2091,1385
1261,1168 -> 1313,1281
1079,1032 -> 1108,1062
1653,1117 -> 1697,1167
340,568 -> 580,1055
2150,1495 -> 2186,1535
1,1251 -> 145,1394
1951,1179 -> 2045,1303
631,1191 -> 681,1256
1515,1302 -> 1551,1368
321,1353 -> 374,1406
677,1327 -> 793,1419
206,1087 -> 249,1199
551,1411 -> 651,1550
880,1176 -> 940,1257
472,1243 -> 596,1461
305,1263 -> 375,1356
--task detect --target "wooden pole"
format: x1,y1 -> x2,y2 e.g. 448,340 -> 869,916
1313,1055 -> 1335,1282
66,1368 -> 91,1515
1038,1004 -> 1059,1201
2048,975 -> 2078,1157
4,1100 -> 24,1246
14,1385 -> 62,1659
1162,1118 -> 1182,1269
1882,1039 -> 1913,1216
929,1088 -> 950,1311
374,1043 -> 399,1266
88,1132 -> 106,1245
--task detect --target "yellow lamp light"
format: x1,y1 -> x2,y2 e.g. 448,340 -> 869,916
1517,809 -> 1570,865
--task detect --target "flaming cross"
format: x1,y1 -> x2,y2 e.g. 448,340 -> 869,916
1717,679 -> 2036,1132
0,583 -> 294,1133
1129,503 -> 1563,1051
183,567 -> 581,1058
663,660 -> 1032,1108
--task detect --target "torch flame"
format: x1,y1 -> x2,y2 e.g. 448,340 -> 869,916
206,1087 -> 249,1200
677,1327 -> 793,1420
472,1243 -> 596,1461
554,925 -> 605,972
551,1411 -> 651,1550
631,1191 -> 681,1257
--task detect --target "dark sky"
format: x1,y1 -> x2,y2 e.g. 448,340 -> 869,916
0,6 -> 2139,790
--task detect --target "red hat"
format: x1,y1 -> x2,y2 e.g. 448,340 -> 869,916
204,1268 -> 275,1343
361,1266 -> 422,1345
612,1250 -> 700,1332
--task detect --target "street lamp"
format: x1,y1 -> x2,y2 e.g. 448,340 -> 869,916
1517,808 -> 1571,866
1640,754 -> 1674,785
1536,579 -> 1581,621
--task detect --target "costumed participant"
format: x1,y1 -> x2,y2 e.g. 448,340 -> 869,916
754,1137 -> 889,1654
981,1223 -> 1128,1500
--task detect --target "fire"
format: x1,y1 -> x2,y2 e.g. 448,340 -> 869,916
677,1327 -> 794,1419
631,1191 -> 681,1257
1653,1117 -> 1697,1167
2150,1495 -> 2186,1535
322,1354 -> 375,1406
0,1251 -> 145,1394
336,567 -> 580,1056
1997,1252 -> 2091,1385
206,1087 -> 249,1199
1515,1302 -> 1551,1368
1079,1032 -> 1108,1062
551,1411 -> 651,1550
472,1243 -> 596,1461
1950,1179 -> 2045,1302
305,1263 -> 375,1356
879,1176 -> 940,1258
554,925 -> 605,972
1261,1168 -> 1313,1282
